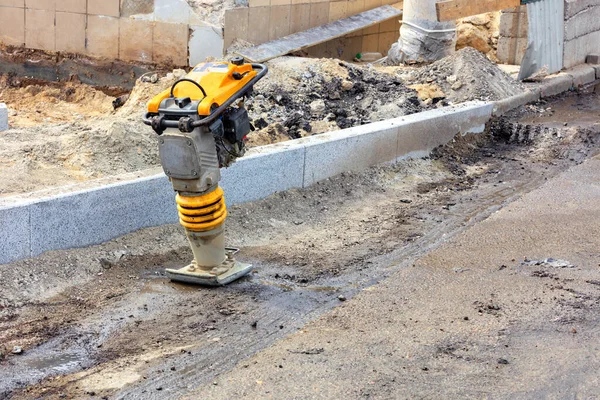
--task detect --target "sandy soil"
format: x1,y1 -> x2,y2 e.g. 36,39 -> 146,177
1,91 -> 599,399
0,50 -> 523,197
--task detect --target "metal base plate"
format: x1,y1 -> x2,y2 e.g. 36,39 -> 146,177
166,261 -> 253,286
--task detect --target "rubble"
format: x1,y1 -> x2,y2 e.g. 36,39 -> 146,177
456,12 -> 500,62
0,49 -> 526,195
401,47 -> 525,103
246,57 -> 422,145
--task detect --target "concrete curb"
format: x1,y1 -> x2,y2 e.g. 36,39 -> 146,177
492,89 -> 541,117
0,103 -> 7,132
0,101 -> 493,264
493,65 -> 598,117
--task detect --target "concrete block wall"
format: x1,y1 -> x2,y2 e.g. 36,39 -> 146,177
498,1 -> 600,69
0,0 -> 220,67
563,0 -> 600,68
224,0 -> 401,60
496,5 -> 528,65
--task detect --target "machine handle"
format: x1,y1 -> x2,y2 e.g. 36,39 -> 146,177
170,78 -> 207,98
143,63 -> 269,132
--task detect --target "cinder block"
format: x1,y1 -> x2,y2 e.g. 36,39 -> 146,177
568,65 -> 596,87
586,54 -> 600,64
565,1 -> 600,20
364,0 -> 382,34
153,21 -> 188,66
88,0 -> 119,17
29,176 -> 177,257
499,11 -> 528,38
0,0 -> 24,6
379,17 -> 400,33
0,103 -> 8,131
347,0 -> 365,15
25,8 -> 55,51
247,7 -> 270,45
25,0 -> 54,9
309,2 -> 329,28
336,35 -> 362,60
563,39 -> 580,70
86,15 -> 119,59
540,74 -> 574,98
326,37 -> 345,58
56,0 -> 85,13
271,0 -> 290,6
119,18 -> 153,62
563,30 -> 600,70
56,12 -> 86,53
363,23 -> 379,36
514,38 -> 528,64
224,7 -> 248,49
155,0 -> 190,24
189,25 -> 223,66
0,204 -> 30,265
361,33 -> 379,52
269,5 -> 291,41
306,41 -> 328,58
291,0 -> 309,4
290,4 -> 311,34
0,7 -> 25,46
221,143 -> 306,206
249,0 -> 269,6
378,31 -> 397,55
302,122 -> 399,186
122,0 -> 155,17
329,0 -> 348,22
564,6 -> 600,42
498,36 -> 527,65
364,0 -> 381,9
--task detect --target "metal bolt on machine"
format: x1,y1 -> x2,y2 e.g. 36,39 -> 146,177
143,57 -> 268,286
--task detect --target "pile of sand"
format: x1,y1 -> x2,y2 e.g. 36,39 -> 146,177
0,76 -> 114,127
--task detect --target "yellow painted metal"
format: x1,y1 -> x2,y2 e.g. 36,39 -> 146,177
179,207 -> 226,223
177,198 -> 224,216
179,211 -> 227,232
176,187 -> 224,208
175,187 -> 228,232
147,62 -> 257,115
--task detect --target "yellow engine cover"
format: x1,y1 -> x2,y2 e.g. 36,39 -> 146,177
147,61 -> 257,116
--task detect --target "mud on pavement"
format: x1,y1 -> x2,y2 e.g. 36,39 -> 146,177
1,90 -> 600,399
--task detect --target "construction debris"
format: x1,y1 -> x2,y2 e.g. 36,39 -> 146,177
246,57 -> 422,145
0,47 -> 529,196
400,47 -> 525,103
456,12 -> 500,62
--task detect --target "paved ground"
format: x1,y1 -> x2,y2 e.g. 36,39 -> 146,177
193,155 -> 600,399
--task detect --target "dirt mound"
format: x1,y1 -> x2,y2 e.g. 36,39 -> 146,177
0,118 -> 159,195
401,47 -> 525,103
246,57 -> 423,146
115,74 -> 179,117
0,75 -> 114,127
